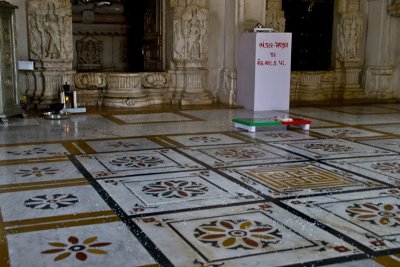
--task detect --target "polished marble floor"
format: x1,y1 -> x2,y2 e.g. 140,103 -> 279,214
1,104 -> 400,267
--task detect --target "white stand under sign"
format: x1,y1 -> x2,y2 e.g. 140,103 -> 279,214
236,32 -> 292,111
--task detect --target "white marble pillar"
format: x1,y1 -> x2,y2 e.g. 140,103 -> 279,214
362,0 -> 395,99
27,0 -> 75,106
168,0 -> 215,105
335,0 -> 365,99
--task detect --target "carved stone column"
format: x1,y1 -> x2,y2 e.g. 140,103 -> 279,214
335,0 -> 366,99
361,0 -> 395,99
168,0 -> 215,105
27,0 -> 75,106
265,0 -> 285,32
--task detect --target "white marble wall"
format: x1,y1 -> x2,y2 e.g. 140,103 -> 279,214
7,0 -> 400,106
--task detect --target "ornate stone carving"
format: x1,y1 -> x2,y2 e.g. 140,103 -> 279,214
142,73 -> 169,88
173,4 -> 208,66
218,69 -> 237,106
74,73 -> 106,89
290,71 -> 337,102
76,35 -> 103,71
265,0 -> 285,32
389,0 -> 400,16
27,0 -> 73,61
337,13 -> 362,63
363,66 -> 395,99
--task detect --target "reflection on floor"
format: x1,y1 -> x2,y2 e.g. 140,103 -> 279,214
2,104 -> 400,266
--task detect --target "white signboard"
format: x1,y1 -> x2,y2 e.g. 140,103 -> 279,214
237,32 -> 292,111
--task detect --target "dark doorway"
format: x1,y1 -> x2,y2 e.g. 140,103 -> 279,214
125,0 -> 163,72
283,0 -> 334,71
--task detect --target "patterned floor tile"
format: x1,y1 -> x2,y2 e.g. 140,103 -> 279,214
134,202 -> 361,266
178,143 -> 306,168
0,160 -> 84,186
326,106 -> 399,115
220,162 -> 387,198
311,127 -> 385,139
324,155 -> 400,187
363,124 -> 400,135
269,139 -> 394,160
85,138 -> 162,152
6,221 -> 156,267
283,189 -> 400,252
163,133 -> 245,147
360,138 -> 400,153
112,112 -> 193,124
0,184 -> 110,223
0,144 -> 69,161
97,170 -> 262,216
238,129 -> 315,142
74,148 -> 205,178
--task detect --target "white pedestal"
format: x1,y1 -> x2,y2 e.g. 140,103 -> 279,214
236,32 -> 292,111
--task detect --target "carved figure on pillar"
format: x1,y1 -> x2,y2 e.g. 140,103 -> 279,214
27,0 -> 73,62
265,0 -> 285,32
173,4 -> 208,66
27,0 -> 74,107
337,13 -> 362,62
76,36 -> 103,71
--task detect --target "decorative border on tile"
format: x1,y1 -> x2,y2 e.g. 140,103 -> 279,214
178,143 -> 307,169
284,189 -> 400,253
102,111 -> 204,125
324,106 -> 400,115
310,127 -> 386,141
269,139 -> 395,160
95,170 -> 262,216
323,155 -> 400,187
73,148 -> 205,178
160,133 -> 247,147
133,202 -> 361,266
220,162 -> 387,199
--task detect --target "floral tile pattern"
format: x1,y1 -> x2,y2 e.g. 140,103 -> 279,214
311,127 -> 384,139
220,162 -> 387,198
0,160 -> 84,185
85,138 -> 163,152
284,189 -> 400,252
359,138 -> 400,153
97,170 -> 262,216
5,106 -> 400,266
238,129 -> 315,142
134,202 -> 361,266
163,133 -> 245,147
0,144 -> 69,161
269,139 -> 395,160
6,221 -> 156,267
324,155 -> 400,187
74,148 -> 205,178
179,143 -> 306,168
0,184 -> 110,222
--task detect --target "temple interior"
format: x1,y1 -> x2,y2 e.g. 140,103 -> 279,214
1,0 -> 400,266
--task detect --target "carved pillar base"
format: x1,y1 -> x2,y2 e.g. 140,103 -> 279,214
103,73 -> 149,108
168,68 -> 215,105
334,66 -> 367,100
74,73 -> 106,106
362,66 -> 395,99
141,73 -> 170,105
217,68 -> 237,106
290,71 -> 336,102
37,70 -> 75,106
